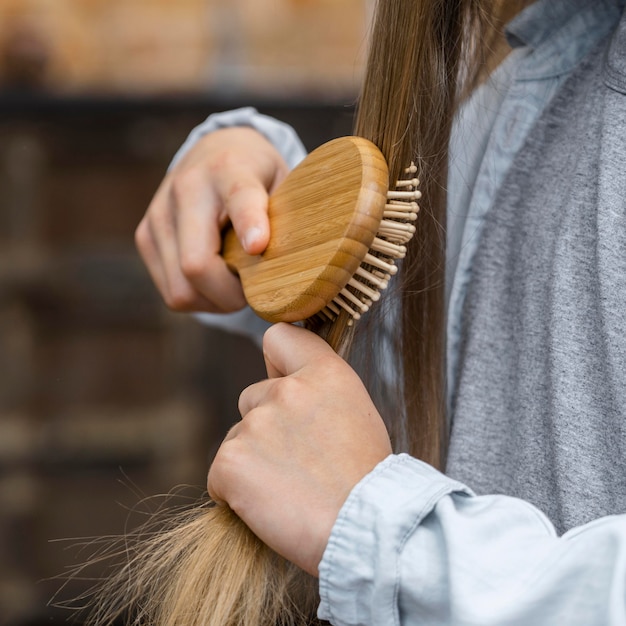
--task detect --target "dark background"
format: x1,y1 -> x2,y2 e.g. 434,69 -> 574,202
0,94 -> 354,625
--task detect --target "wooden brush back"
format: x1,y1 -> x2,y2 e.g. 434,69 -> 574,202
223,136 -> 389,322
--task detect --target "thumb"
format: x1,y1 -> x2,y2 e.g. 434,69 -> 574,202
262,323 -> 336,378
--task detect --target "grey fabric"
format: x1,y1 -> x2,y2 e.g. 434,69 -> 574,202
447,26 -> 626,535
606,8 -> 626,93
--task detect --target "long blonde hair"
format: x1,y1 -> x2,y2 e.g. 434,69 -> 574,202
72,2 -> 511,624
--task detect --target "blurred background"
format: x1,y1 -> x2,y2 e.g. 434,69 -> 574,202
0,0 -> 367,623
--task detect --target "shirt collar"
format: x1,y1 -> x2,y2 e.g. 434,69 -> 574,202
504,0 -> 626,79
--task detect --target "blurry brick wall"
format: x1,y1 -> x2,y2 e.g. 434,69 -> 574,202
0,104 -> 237,625
0,2 -> 364,622
0,0 -> 367,96
0,98 -> 354,625
0,0 -> 366,626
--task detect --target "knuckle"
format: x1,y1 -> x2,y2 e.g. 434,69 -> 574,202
209,147 -> 240,178
179,251 -> 208,281
214,437 -> 240,470
164,284 -> 196,311
208,442 -> 238,499
212,152 -> 265,208
134,218 -> 149,250
170,166 -> 205,203
270,375 -> 304,405
145,197 -> 175,238
238,401 -> 272,436
237,387 -> 249,417
316,353 -> 344,376
223,179 -> 250,206
239,405 -> 262,430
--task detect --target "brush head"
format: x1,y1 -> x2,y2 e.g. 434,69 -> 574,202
223,136 -> 389,323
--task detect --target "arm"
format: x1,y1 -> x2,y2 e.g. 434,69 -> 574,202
207,323 -> 626,626
319,455 -> 626,625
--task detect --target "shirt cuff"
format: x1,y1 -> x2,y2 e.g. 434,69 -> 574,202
317,453 -> 472,625
194,308 -> 269,347
169,106 -> 308,171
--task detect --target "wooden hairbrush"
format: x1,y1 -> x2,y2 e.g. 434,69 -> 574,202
222,136 -> 420,325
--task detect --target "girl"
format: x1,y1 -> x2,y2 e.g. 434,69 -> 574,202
134,0 -> 626,623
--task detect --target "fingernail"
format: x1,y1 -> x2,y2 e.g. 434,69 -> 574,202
243,227 -> 263,253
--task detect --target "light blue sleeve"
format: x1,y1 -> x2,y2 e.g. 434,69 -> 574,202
169,107 -> 308,343
318,454 -> 626,625
170,106 -> 307,171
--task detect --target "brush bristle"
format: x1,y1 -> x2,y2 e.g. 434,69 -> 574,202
316,164 -> 420,325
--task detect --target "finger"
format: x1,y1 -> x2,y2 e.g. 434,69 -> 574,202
237,378 -> 274,417
206,418 -> 244,505
206,456 -> 226,505
135,215 -> 168,298
212,164 -> 275,256
222,421 -> 241,443
171,172 -> 247,312
223,183 -> 271,255
136,193 -> 210,310
144,190 -> 207,311
263,323 -> 336,378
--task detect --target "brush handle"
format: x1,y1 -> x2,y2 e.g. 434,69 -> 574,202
222,136 -> 389,323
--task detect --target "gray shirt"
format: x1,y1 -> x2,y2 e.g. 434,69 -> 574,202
446,0 -> 626,535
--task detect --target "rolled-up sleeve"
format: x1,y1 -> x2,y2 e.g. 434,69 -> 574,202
170,106 -> 307,171
318,454 -> 626,625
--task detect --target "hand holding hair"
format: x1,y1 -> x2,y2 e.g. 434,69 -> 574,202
208,322 -> 392,577
134,126 -> 288,313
